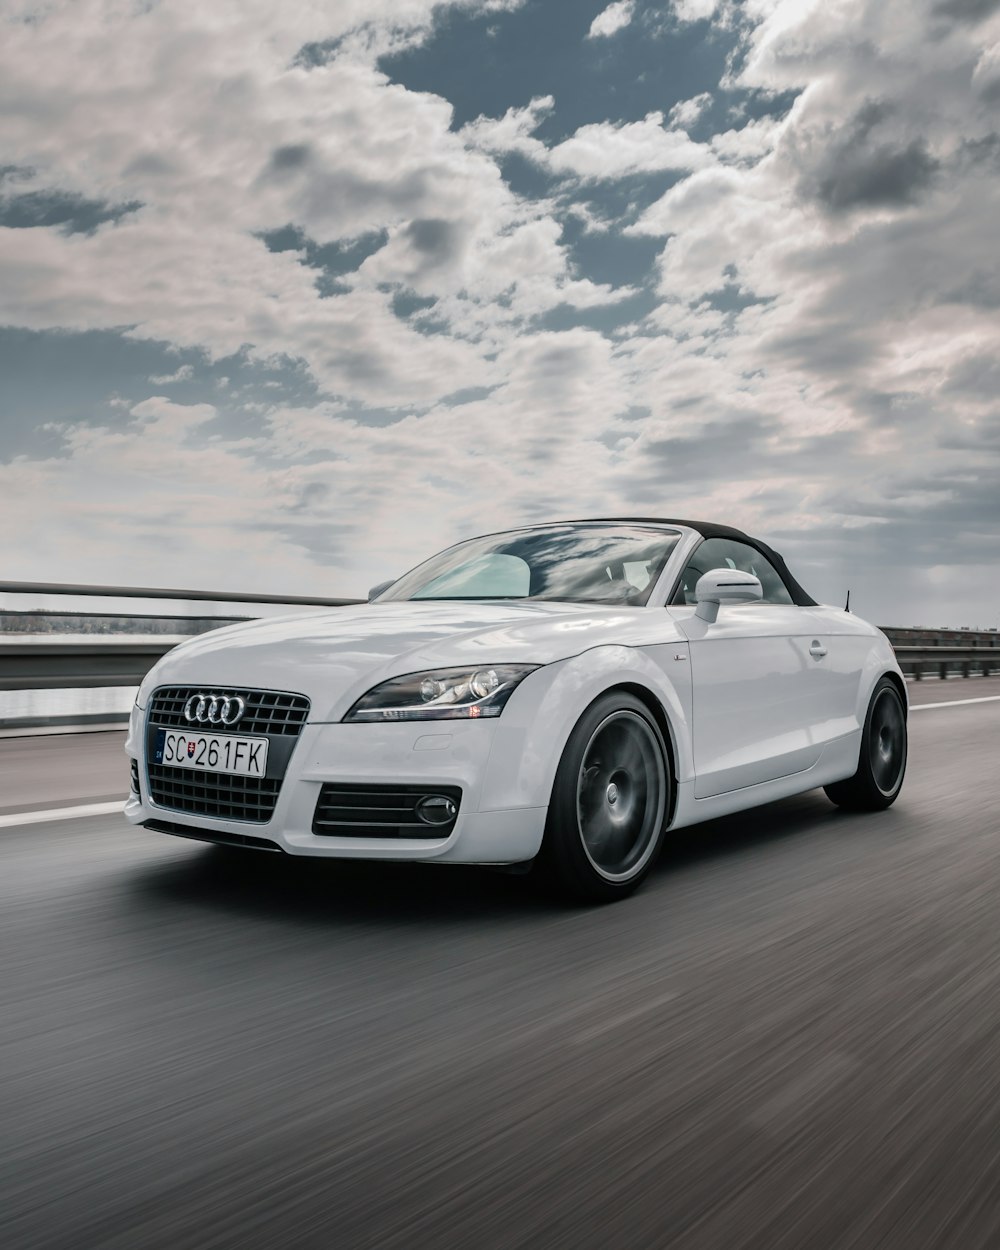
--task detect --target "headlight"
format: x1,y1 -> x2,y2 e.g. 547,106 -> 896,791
344,665 -> 540,722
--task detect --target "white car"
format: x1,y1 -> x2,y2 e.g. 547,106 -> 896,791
125,519 -> 907,901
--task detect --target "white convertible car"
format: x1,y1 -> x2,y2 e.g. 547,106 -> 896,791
125,520 -> 907,901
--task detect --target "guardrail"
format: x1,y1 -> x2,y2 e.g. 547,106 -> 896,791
880,628 -> 1000,680
4,635 -> 996,690
0,581 -> 363,692
0,579 -> 363,607
0,580 -> 996,733
0,638 -> 190,692
0,582 -> 363,729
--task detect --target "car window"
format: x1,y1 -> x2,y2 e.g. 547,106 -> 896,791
413,553 -> 531,599
380,525 -> 682,605
670,538 -> 794,606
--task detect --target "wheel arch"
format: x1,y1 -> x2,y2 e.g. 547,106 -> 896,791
478,646 -> 692,821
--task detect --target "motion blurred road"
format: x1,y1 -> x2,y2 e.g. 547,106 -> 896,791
3,682 -> 1000,1249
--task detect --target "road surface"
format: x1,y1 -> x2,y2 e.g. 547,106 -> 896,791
2,681 -> 1000,1248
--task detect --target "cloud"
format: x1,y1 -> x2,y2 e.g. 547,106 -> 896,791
668,92 -> 713,129
1,0 -> 998,623
932,0 -> 1000,23
670,0 -> 724,23
464,103 -> 714,181
0,1 -> 603,406
459,95 -> 554,162
587,1 -> 635,38
148,364 -> 194,385
547,113 -> 715,180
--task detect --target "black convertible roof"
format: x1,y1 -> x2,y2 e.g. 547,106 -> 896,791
559,516 -> 818,607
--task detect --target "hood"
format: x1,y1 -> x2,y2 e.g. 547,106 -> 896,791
143,599 -> 682,721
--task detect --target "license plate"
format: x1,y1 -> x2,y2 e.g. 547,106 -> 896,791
153,728 -> 268,777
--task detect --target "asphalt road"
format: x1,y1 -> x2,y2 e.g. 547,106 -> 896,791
2,683 -> 1000,1248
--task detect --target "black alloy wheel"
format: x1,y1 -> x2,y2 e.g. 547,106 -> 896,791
539,692 -> 670,902
825,676 -> 907,811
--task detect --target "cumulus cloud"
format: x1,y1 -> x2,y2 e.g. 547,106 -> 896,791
668,92 -> 713,129
548,113 -> 715,179
1,0 -> 998,622
0,0 -> 603,406
671,0 -> 724,23
464,104 -> 714,181
588,1 -> 635,38
148,364 -> 194,385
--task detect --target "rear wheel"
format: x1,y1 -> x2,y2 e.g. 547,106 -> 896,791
538,692 -> 670,902
825,677 -> 907,811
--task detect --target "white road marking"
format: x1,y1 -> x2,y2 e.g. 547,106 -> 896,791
2,691 -> 997,828
0,800 -> 124,830
910,695 -> 1000,711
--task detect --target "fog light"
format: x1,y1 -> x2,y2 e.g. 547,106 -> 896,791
415,794 -> 458,826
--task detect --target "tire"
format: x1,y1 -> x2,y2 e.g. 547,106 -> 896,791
824,676 -> 907,811
537,692 -> 670,903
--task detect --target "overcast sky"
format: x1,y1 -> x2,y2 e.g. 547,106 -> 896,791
1,0 -> 998,625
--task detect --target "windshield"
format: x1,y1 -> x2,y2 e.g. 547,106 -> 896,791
377,525 -> 682,606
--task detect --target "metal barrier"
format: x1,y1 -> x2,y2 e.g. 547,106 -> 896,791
0,581 -> 362,727
0,638 -> 191,691
0,579 -> 363,607
880,628 -> 1000,680
0,580 -> 996,730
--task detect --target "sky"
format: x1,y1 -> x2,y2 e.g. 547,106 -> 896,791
0,0 -> 998,626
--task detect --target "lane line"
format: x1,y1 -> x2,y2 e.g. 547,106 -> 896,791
910,695 -> 1000,712
1,693 -> 996,829
0,800 -> 124,830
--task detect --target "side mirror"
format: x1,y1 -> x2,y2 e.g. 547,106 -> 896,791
694,568 -> 763,623
368,579 -> 395,602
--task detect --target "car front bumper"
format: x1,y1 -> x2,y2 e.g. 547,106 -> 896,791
125,710 -> 548,864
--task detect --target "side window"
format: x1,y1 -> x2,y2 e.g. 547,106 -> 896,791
670,538 -> 794,606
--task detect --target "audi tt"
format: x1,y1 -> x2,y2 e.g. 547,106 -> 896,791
125,519 -> 907,901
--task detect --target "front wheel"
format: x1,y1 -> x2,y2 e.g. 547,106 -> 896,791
825,676 -> 907,811
538,692 -> 670,903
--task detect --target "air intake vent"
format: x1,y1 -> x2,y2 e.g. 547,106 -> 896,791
312,784 -> 462,838
130,757 -> 140,797
147,763 -> 282,823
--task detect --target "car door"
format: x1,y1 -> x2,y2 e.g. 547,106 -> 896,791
797,604 -> 879,747
668,538 -> 829,799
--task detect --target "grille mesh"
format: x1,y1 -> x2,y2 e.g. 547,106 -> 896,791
147,763 -> 282,823
313,784 -> 462,838
148,687 -> 310,737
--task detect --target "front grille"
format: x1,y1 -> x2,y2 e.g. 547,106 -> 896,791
148,687 -> 310,737
145,685 -> 309,823
130,758 -> 140,797
147,763 -> 282,823
313,784 -> 462,838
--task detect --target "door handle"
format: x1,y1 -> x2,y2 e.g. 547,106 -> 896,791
809,640 -> 828,659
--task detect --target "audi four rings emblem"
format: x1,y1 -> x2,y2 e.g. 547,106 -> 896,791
183,694 -> 247,726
